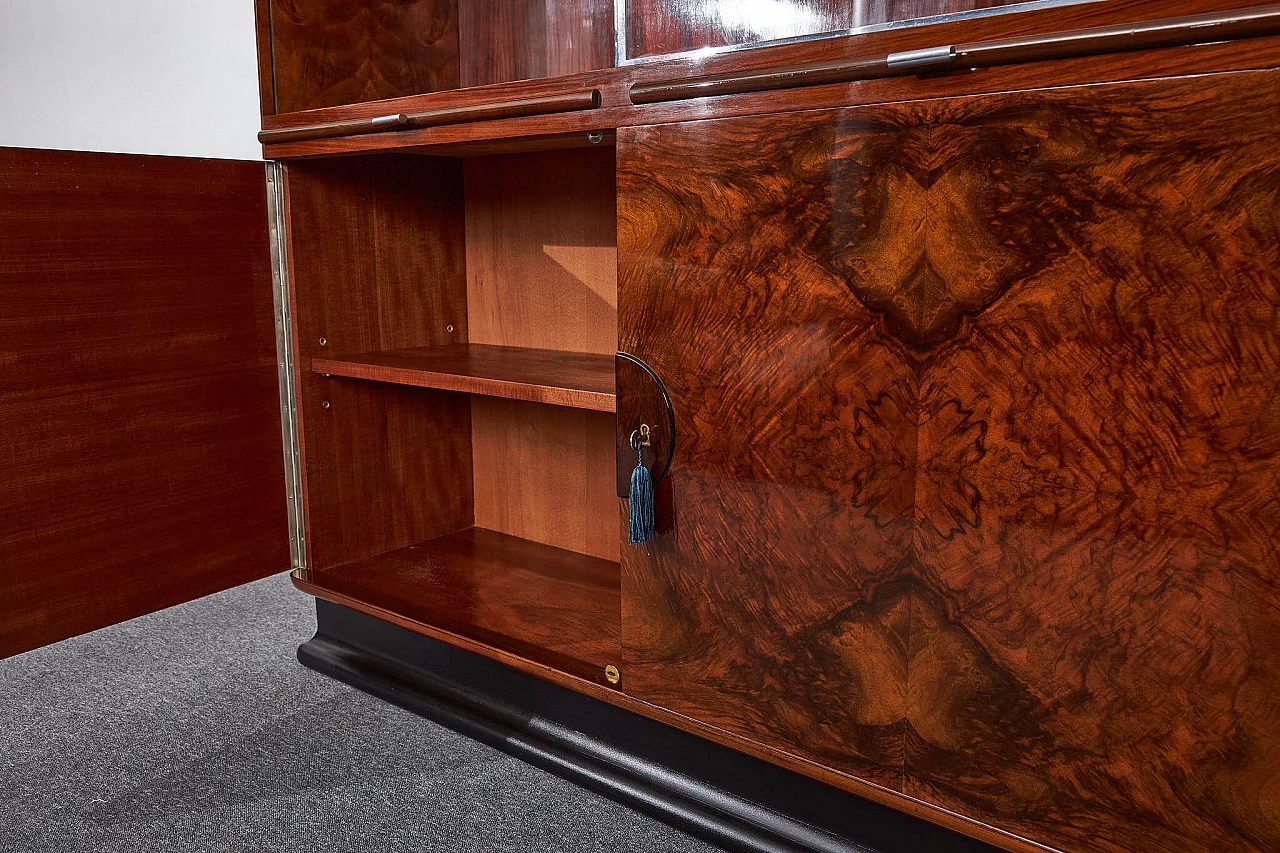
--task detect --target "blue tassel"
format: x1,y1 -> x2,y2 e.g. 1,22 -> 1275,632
628,445 -> 655,545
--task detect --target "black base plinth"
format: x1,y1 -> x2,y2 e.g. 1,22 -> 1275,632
299,600 -> 1000,853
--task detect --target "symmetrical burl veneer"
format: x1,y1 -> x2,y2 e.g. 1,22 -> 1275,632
267,0 -> 461,113
618,68 -> 1280,852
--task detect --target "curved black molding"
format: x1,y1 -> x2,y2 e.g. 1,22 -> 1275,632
299,600 -> 1003,853
615,350 -> 677,496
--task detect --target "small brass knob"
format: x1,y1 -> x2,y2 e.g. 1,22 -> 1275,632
604,665 -> 620,685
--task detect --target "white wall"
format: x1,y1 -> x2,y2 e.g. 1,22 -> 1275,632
0,1 -> 262,160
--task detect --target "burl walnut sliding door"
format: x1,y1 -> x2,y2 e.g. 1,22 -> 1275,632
617,68 -> 1280,853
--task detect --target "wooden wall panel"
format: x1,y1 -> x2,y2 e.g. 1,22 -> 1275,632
268,0 -> 460,114
285,156 -> 473,570
0,148 -> 288,658
623,0 -> 1068,60
458,0 -> 614,88
464,147 -> 619,559
618,67 -> 1280,853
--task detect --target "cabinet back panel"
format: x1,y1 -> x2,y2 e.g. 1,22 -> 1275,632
0,148 -> 288,657
284,156 -> 473,570
472,397 -> 619,561
464,147 -> 618,558
463,147 -> 617,355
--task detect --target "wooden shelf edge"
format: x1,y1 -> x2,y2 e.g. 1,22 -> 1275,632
291,563 -> 620,690
312,344 -> 617,413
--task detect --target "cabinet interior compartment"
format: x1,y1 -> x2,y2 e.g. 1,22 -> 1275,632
283,145 -> 620,683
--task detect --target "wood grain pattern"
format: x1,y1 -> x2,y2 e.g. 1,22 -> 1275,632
458,0 -> 614,87
259,1 -> 1280,158
629,6 -> 1280,104
0,149 -> 288,658
296,526 -> 621,681
905,70 -> 1280,853
463,147 -> 620,562
618,114 -> 918,790
283,156 -> 473,570
617,68 -> 1280,853
268,0 -> 460,113
623,0 -> 1038,60
472,398 -> 620,562
254,0 -> 277,115
464,147 -> 618,355
314,344 -> 616,412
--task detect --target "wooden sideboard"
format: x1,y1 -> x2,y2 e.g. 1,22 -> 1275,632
257,3 -> 1280,851
4,3 -> 1277,852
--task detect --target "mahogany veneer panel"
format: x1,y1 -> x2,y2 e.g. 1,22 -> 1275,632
464,147 -> 620,563
295,526 -> 621,679
0,148 -> 288,657
314,343 -> 616,412
458,0 -> 614,87
284,156 -> 472,570
618,68 -> 1280,853
464,147 -> 617,356
472,398 -> 620,562
267,0 -> 460,113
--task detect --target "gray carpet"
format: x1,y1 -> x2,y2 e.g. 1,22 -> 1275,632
0,573 -> 720,853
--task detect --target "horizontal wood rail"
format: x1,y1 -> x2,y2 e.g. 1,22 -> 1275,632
259,89 -> 602,145
629,4 -> 1280,104
313,344 -> 617,413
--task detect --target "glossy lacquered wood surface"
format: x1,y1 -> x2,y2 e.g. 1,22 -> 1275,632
260,5 -> 1280,158
313,343 -> 616,412
258,0 -> 613,114
0,149 -> 289,658
294,526 -> 621,681
618,116 -> 919,794
458,0 -> 614,87
283,156 -> 473,570
464,147 -> 621,562
628,5 -> 1280,103
623,0 -> 1038,60
265,0 -> 461,113
617,69 -> 1280,853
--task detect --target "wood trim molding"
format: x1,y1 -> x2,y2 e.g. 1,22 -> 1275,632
629,4 -> 1280,102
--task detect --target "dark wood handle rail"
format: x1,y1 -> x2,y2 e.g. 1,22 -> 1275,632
259,89 -> 601,145
629,5 -> 1280,104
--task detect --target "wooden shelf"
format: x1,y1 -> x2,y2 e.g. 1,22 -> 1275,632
313,343 -> 616,413
292,527 -> 620,682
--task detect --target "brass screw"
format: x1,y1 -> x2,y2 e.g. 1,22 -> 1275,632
604,665 -> 620,685
321,401 -> 330,409
446,324 -> 454,333
318,336 -> 327,346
